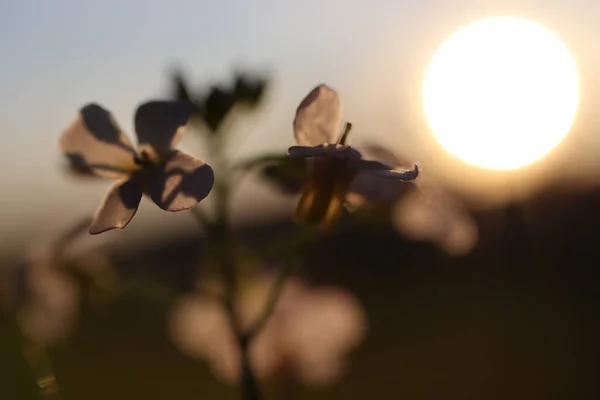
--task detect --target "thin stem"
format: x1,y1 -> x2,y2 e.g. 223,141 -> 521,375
239,336 -> 262,400
245,259 -> 298,340
204,133 -> 262,400
244,227 -> 317,341
190,206 -> 214,232
56,216 -> 93,251
22,342 -> 60,398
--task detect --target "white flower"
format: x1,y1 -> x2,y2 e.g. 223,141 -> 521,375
286,85 -> 418,230
60,101 -> 214,234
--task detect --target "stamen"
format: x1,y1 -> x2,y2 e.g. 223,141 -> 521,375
338,122 -> 352,145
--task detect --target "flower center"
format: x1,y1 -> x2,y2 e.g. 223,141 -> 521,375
133,150 -> 154,168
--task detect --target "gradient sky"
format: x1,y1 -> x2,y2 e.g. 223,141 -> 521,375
1,0 -> 599,251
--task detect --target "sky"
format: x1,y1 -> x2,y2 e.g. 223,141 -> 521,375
1,0 -> 600,252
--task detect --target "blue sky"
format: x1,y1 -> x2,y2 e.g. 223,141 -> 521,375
1,0 -> 599,250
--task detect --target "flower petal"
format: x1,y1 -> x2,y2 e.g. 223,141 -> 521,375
60,104 -> 138,179
346,172 -> 415,207
293,85 -> 342,146
89,179 -> 143,234
147,150 -> 214,211
134,101 -> 196,161
286,144 -> 361,159
355,159 -> 420,181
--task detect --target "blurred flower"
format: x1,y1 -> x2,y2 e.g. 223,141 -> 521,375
168,275 -> 367,386
354,145 -> 478,256
287,84 -> 419,230
15,238 -> 117,345
60,101 -> 214,234
394,185 -> 478,256
16,241 -> 79,345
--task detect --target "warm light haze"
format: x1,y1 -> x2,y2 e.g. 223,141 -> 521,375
423,17 -> 580,170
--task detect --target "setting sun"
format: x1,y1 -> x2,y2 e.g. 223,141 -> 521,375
423,17 -> 579,170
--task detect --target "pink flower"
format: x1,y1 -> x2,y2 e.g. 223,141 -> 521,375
60,101 -> 214,234
168,275 -> 367,386
394,184 -> 478,256
15,239 -> 116,344
16,241 -> 78,345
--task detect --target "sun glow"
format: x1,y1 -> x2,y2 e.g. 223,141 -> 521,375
423,17 -> 579,170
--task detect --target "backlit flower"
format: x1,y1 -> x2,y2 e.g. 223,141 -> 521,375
60,101 -> 214,234
287,85 -> 419,230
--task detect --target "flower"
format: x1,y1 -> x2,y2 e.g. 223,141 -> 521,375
394,184 -> 478,256
286,85 -> 419,230
168,275 -> 367,386
60,101 -> 215,234
14,238 -> 117,345
15,240 -> 78,345
351,145 -> 478,256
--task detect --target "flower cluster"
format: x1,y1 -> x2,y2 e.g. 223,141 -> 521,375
50,82 -> 425,396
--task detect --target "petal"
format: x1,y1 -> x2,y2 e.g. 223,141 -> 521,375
293,85 -> 343,146
346,172 -> 415,206
147,150 -> 214,211
286,144 -> 361,159
354,159 -> 420,181
134,101 -> 196,161
294,158 -> 354,230
60,104 -> 138,179
89,179 -> 143,234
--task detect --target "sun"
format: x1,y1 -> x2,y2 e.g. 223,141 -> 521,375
423,17 -> 579,170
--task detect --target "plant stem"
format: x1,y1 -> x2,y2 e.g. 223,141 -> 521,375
22,341 -> 60,398
246,226 -> 315,340
245,259 -> 297,340
209,134 -> 262,400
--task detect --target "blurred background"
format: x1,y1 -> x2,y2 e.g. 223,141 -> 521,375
1,0 -> 600,399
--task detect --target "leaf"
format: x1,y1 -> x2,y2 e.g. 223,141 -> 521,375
260,157 -> 307,195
